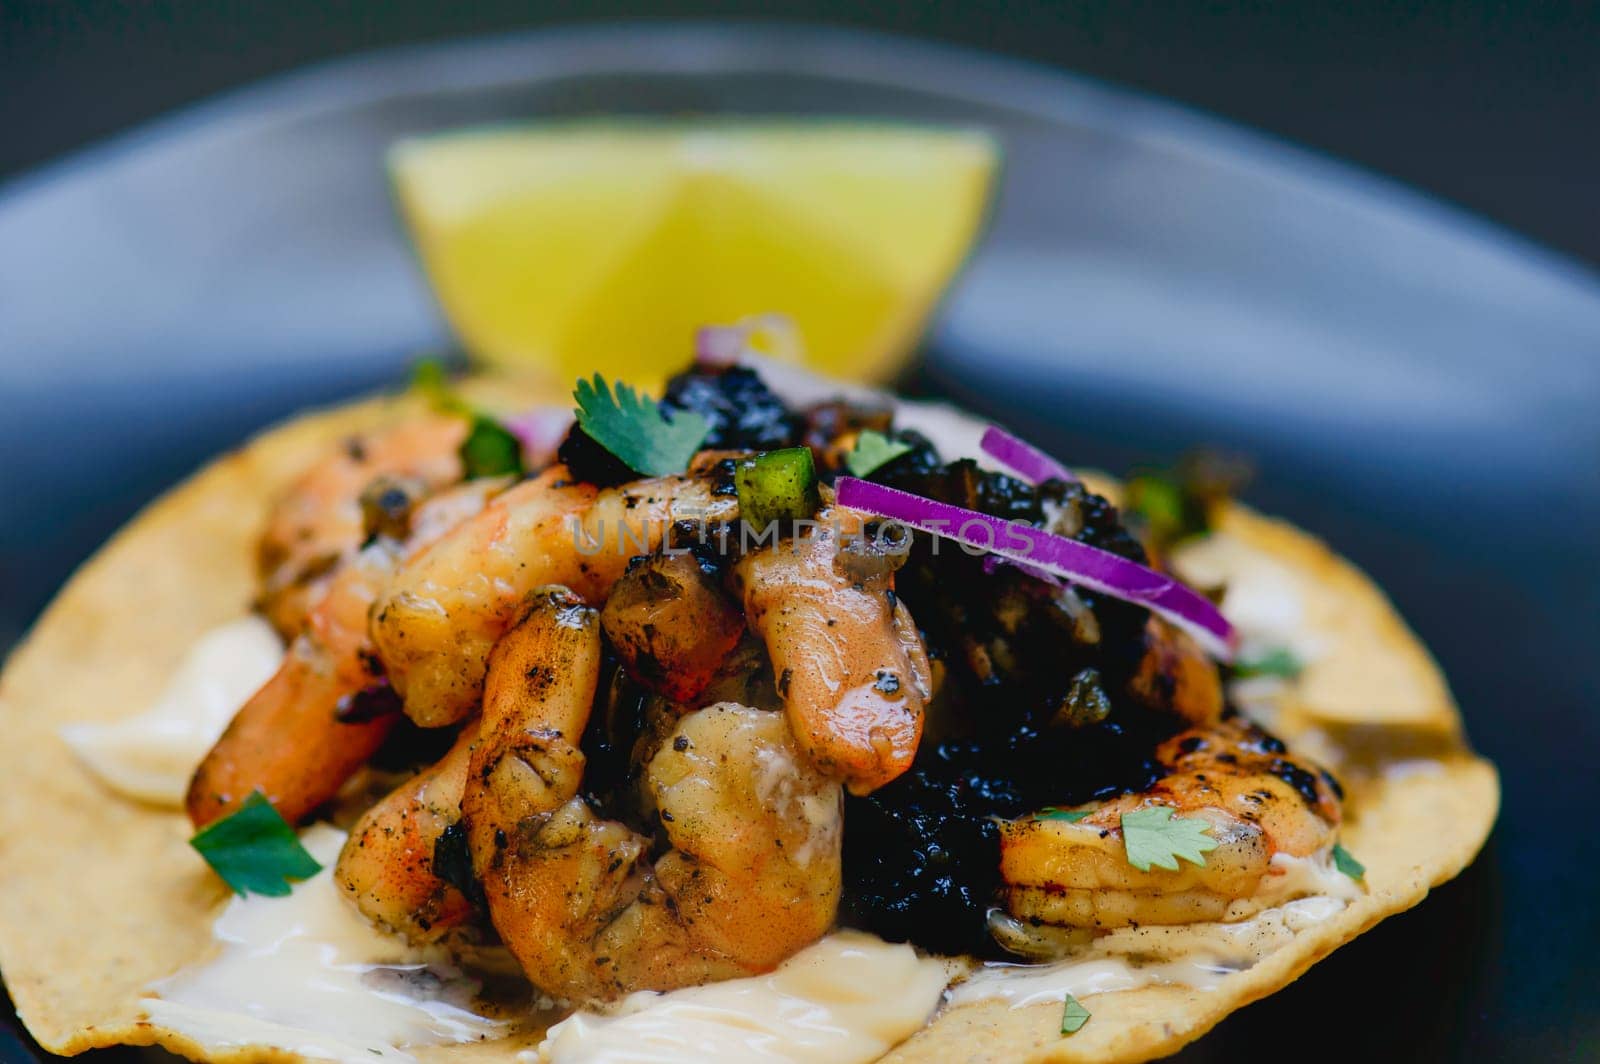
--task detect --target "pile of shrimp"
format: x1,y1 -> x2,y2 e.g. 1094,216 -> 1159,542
189,409 -> 929,1001
190,373 -> 1353,1001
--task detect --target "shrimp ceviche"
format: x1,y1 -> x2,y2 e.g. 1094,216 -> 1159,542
10,344 -> 1496,1064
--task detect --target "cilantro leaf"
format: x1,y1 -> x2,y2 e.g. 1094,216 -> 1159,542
1332,842 -> 1366,880
846,430 -> 913,478
407,360 -> 525,480
460,415 -> 525,479
1124,450 -> 1252,553
1234,647 -> 1303,680
190,792 -> 322,897
1037,807 -> 1092,823
1060,993 -> 1091,1035
1120,806 -> 1218,872
573,374 -> 708,477
1125,473 -> 1192,548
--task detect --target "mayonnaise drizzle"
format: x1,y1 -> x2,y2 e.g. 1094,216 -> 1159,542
953,882 -> 1354,1010
533,932 -> 953,1064
1228,850 -> 1364,917
143,827 -> 504,1063
62,615 -> 281,807
1169,533 -> 1324,667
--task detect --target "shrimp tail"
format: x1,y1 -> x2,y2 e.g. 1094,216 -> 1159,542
186,661 -> 393,828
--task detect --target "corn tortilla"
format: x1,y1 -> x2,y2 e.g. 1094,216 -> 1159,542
0,382 -> 1497,1063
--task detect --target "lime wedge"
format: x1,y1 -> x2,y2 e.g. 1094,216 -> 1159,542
391,122 -> 998,386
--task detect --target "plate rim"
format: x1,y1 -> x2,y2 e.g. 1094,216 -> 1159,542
1,18 -> 1597,303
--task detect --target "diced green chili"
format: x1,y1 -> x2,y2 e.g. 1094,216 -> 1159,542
736,447 -> 821,531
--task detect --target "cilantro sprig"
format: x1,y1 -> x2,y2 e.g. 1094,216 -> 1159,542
1332,842 -> 1366,881
846,430 -> 913,478
1037,807 -> 1092,823
408,359 -> 525,480
573,374 -> 708,477
1124,474 -> 1192,549
1124,450 -> 1252,554
459,416 -> 524,479
1120,806 -> 1218,872
189,791 -> 321,897
1060,993 -> 1091,1035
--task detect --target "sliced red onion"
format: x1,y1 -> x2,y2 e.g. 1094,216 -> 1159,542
982,553 -> 1062,587
978,425 -> 1072,585
835,476 -> 1236,660
504,407 -> 573,469
694,325 -> 747,368
980,425 -> 1079,485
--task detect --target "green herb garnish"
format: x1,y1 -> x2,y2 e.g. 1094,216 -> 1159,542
189,792 -> 321,897
736,447 -> 821,530
1332,842 -> 1366,881
460,415 -> 525,479
1233,647 -> 1304,680
1060,993 -> 1091,1034
410,359 -> 524,479
1125,450 -> 1252,553
573,374 -> 708,477
1037,808 -> 1092,823
846,430 -> 913,477
1125,474 -> 1192,547
1120,806 -> 1218,872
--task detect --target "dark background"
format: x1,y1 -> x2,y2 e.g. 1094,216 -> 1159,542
1,4 -> 1597,1064
3,1 -> 1599,268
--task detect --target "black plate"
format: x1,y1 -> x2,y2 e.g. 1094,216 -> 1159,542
1,23 -> 1594,1063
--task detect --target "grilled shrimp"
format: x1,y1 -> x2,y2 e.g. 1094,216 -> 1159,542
257,416 -> 468,638
187,480 -> 502,827
371,468 -> 737,728
333,720 -> 479,942
732,506 -> 933,794
999,715 -> 1343,932
599,550 -> 746,703
461,589 -> 841,1001
1127,616 -> 1225,727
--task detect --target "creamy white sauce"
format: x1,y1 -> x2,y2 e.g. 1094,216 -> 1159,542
143,827 -> 504,1063
533,932 -> 953,1064
1170,533 -> 1329,730
1225,850 -> 1364,917
1170,534 -> 1324,667
1383,757 -> 1449,782
953,874 -> 1355,1010
62,616 -> 281,806
954,953 -> 1232,1006
956,852 -> 1358,1008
